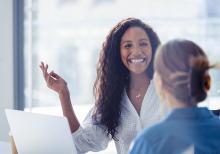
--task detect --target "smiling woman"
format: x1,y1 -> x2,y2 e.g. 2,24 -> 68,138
40,18 -> 166,154
119,26 -> 153,113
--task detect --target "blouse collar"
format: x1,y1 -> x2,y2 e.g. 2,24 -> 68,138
165,107 -> 214,121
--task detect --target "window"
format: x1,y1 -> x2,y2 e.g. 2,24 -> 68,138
22,0 -> 220,153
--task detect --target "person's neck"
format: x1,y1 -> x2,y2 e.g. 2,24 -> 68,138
165,93 -> 195,109
129,72 -> 150,90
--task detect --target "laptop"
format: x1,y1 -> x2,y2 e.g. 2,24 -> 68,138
5,109 -> 77,154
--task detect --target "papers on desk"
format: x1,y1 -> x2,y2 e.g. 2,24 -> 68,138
0,141 -> 12,154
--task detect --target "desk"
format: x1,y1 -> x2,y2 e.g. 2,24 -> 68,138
0,141 -> 12,154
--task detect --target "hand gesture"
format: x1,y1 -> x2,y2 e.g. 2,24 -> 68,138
39,62 -> 68,94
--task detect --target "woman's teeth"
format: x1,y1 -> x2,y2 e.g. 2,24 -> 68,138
129,58 -> 145,64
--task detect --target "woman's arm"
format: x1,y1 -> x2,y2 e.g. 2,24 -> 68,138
39,62 -> 110,153
58,86 -> 80,132
39,62 -> 79,133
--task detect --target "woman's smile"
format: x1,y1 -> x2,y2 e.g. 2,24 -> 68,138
128,57 -> 146,64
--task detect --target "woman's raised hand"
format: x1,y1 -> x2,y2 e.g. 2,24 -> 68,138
40,62 -> 79,133
39,62 -> 68,94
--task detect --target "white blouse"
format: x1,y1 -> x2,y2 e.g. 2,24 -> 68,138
72,81 -> 168,154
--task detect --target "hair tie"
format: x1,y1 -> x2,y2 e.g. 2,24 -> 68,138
203,74 -> 211,92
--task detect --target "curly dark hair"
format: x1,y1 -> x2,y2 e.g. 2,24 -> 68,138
93,18 -> 161,140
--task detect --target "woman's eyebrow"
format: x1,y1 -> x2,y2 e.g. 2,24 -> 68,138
121,38 -> 149,45
139,38 -> 149,42
121,40 -> 132,45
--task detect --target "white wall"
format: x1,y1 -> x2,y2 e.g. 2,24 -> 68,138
0,0 -> 14,141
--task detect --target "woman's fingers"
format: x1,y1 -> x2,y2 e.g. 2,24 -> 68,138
39,62 -> 49,80
39,62 -> 45,70
39,62 -> 65,89
44,64 -> 48,78
46,71 -> 54,87
51,71 -> 61,79
39,62 -> 44,71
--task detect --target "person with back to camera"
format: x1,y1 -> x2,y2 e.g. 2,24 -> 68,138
129,39 -> 220,154
40,18 -> 168,154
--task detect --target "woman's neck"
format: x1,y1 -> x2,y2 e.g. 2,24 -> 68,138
165,92 -> 195,109
127,72 -> 150,115
129,72 -> 150,90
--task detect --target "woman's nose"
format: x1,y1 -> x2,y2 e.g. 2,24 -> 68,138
132,45 -> 141,54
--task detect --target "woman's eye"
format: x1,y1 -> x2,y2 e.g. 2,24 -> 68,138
124,43 -> 132,48
140,42 -> 148,47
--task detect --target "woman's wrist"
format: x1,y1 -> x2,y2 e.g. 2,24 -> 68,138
58,86 -> 70,96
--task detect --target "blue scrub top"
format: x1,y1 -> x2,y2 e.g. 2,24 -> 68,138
129,107 -> 220,154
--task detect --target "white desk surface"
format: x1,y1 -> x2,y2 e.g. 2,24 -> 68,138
0,141 -> 12,154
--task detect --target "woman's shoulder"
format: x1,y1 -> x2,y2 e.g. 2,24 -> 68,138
139,117 -> 178,143
82,106 -> 99,124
